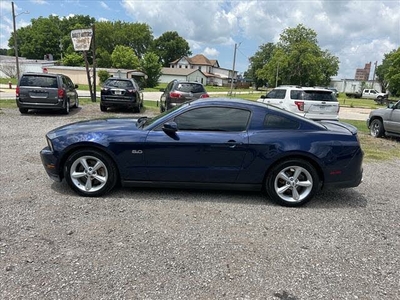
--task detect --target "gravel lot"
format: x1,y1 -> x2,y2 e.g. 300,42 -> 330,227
0,104 -> 399,300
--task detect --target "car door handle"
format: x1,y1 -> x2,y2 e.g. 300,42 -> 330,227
226,140 -> 242,148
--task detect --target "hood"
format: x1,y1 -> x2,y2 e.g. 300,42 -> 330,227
48,118 -> 140,138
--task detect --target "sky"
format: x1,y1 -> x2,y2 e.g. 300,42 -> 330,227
0,0 -> 399,80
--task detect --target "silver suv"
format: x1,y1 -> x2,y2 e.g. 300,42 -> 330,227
16,72 -> 79,114
257,86 -> 339,120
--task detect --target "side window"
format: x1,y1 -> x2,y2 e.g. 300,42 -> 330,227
175,107 -> 250,131
267,89 -> 286,99
290,90 -> 303,100
62,76 -> 69,88
264,114 -> 300,130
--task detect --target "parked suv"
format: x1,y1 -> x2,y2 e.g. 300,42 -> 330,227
100,78 -> 143,112
16,72 -> 79,114
159,80 -> 209,112
257,86 -> 339,120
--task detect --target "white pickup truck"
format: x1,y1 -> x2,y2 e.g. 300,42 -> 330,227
345,89 -> 388,104
362,89 -> 388,103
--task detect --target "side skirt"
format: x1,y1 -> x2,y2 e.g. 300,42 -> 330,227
122,180 -> 262,192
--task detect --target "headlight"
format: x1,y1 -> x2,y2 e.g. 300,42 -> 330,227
46,136 -> 54,152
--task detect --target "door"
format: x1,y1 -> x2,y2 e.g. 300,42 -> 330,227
384,102 -> 400,133
144,106 -> 251,183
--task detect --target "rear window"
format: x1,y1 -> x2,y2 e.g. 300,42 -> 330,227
19,75 -> 58,88
104,79 -> 133,88
291,90 -> 337,102
175,83 -> 205,93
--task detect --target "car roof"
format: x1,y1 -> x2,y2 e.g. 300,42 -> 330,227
274,85 -> 333,92
21,72 -> 63,77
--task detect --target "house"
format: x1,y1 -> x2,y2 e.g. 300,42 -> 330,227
160,54 -> 237,86
0,55 -> 55,78
160,67 -> 207,84
43,66 -> 146,85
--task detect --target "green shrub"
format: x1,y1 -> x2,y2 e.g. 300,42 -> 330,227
98,70 -> 110,83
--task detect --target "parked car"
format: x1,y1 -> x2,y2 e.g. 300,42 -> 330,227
40,98 -> 363,207
100,78 -> 143,112
159,80 -> 209,112
16,72 -> 79,114
257,85 -> 340,121
367,100 -> 400,138
327,87 -> 339,97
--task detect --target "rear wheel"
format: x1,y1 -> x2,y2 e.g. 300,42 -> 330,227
266,159 -> 319,207
62,100 -> 70,114
64,149 -> 118,197
19,108 -> 28,114
370,119 -> 384,137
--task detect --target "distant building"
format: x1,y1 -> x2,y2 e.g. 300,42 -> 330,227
164,54 -> 238,86
354,62 -> 371,81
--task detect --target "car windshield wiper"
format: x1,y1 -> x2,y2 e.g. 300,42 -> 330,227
136,116 -> 148,128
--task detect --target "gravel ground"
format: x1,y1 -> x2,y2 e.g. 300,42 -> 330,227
0,104 -> 399,300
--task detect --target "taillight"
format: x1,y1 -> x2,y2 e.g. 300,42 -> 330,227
170,92 -> 182,98
16,87 -> 20,97
200,93 -> 210,98
58,88 -> 65,98
294,101 -> 304,111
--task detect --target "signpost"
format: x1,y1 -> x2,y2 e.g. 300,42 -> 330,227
71,27 -> 96,102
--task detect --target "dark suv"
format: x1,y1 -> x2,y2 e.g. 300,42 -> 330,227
16,72 -> 79,114
159,80 -> 209,112
100,78 -> 143,113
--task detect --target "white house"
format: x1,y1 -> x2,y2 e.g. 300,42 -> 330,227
162,54 -> 237,86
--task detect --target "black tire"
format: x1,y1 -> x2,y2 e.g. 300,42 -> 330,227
133,105 -> 141,113
64,149 -> 118,197
73,97 -> 79,108
370,119 -> 384,137
160,104 -> 165,113
62,100 -> 70,114
100,104 -> 107,112
19,108 -> 28,114
266,159 -> 319,207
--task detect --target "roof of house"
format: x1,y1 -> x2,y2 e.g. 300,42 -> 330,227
161,67 -> 205,76
170,54 -> 219,67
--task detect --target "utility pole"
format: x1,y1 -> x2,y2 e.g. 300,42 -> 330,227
371,61 -> 378,89
12,2 -> 20,80
229,43 -> 238,96
11,2 -> 28,81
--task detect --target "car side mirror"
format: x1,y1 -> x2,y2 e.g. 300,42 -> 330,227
163,122 -> 178,133
159,88 -> 165,92
74,84 -> 79,88
162,122 -> 179,140
260,95 -> 266,99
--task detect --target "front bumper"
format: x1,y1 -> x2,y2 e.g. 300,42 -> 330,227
40,147 -> 62,182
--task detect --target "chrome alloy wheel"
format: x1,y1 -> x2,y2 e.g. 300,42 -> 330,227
70,155 -> 109,193
274,166 -> 313,203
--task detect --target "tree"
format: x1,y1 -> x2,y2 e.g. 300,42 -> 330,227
247,43 -> 275,89
384,47 -> 400,96
140,52 -> 162,88
151,31 -> 191,66
376,47 -> 400,95
8,15 -> 94,60
111,45 -> 140,69
95,21 -> 153,59
62,52 -> 84,66
256,24 -> 339,87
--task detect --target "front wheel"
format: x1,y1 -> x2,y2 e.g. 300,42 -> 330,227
100,104 -> 107,112
64,149 -> 118,197
19,108 -> 28,114
266,159 -> 319,207
370,119 -> 384,137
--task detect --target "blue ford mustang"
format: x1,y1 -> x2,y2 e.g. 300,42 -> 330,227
40,98 -> 363,206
